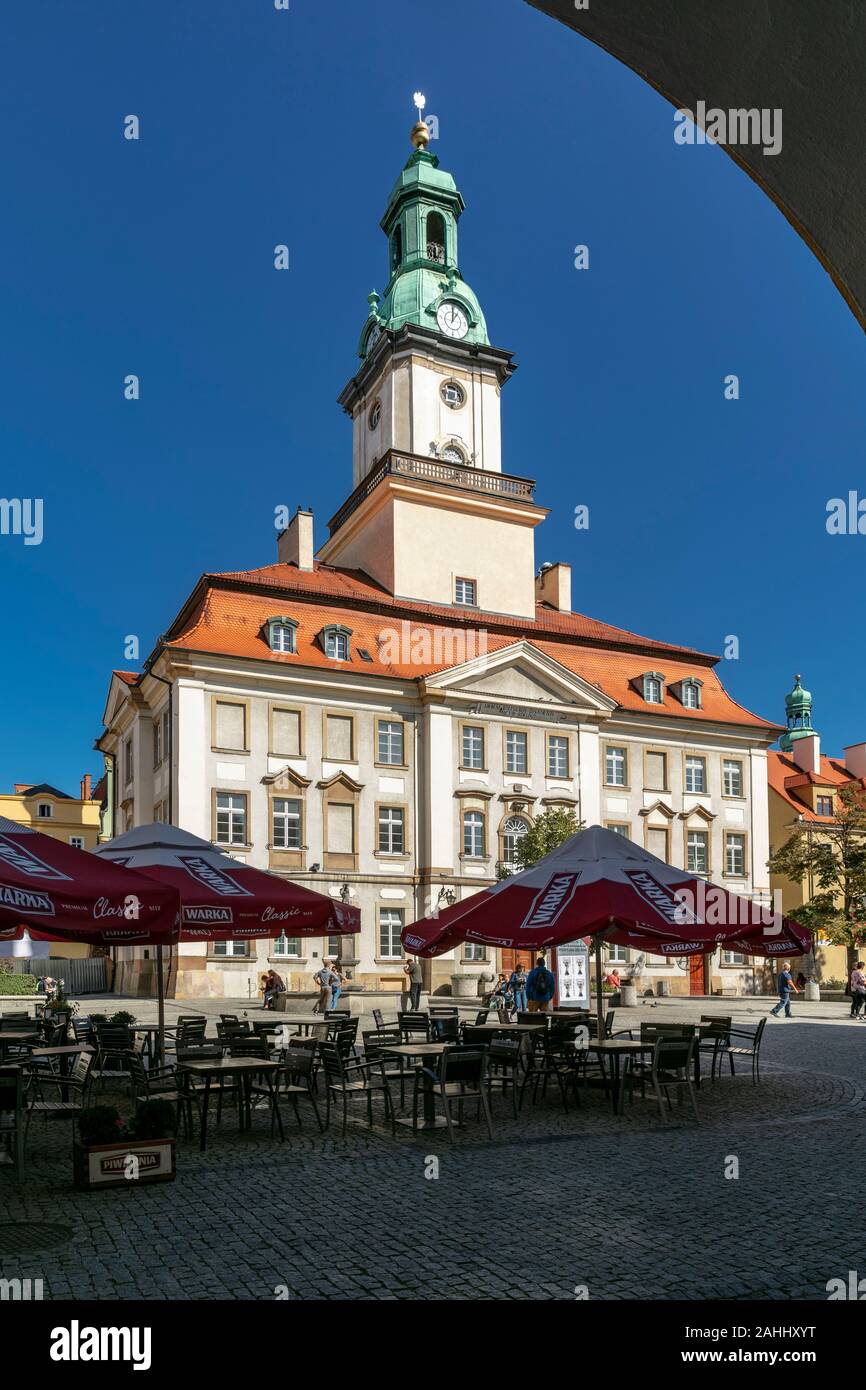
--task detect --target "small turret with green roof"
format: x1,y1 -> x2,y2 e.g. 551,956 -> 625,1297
358,96 -> 489,357
779,674 -> 815,751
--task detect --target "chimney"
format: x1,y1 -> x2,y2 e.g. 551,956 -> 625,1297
80,773 -> 92,801
844,743 -> 866,779
535,562 -> 572,613
791,733 -> 821,775
277,508 -> 314,570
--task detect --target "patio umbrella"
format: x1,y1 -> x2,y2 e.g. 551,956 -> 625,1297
401,824 -> 811,1038
95,824 -> 361,1061
0,816 -> 179,948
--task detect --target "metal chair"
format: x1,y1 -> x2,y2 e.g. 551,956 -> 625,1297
486,1036 -> 533,1117
92,1024 -> 134,1093
699,1015 -> 732,1081
719,1017 -> 766,1083
24,1052 -> 94,1149
272,1048 -> 324,1134
362,1028 -> 408,1106
413,1047 -> 493,1142
128,1054 -> 199,1137
397,1012 -> 430,1044
319,1040 -> 395,1137
640,1035 -> 701,1123
0,1066 -> 25,1180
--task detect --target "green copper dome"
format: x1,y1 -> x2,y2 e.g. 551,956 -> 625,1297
780,674 -> 815,751
358,146 -> 489,357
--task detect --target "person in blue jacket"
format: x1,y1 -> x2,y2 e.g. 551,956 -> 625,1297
526,956 -> 556,1013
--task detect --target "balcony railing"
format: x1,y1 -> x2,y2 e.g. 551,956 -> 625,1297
328,450 -> 537,536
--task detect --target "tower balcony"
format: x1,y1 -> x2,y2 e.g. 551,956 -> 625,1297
327,449 -> 537,538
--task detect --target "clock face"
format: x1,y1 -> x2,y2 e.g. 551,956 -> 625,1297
366,323 -> 382,354
436,301 -> 469,340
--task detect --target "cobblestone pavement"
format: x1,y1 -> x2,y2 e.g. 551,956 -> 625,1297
1,997 -> 863,1301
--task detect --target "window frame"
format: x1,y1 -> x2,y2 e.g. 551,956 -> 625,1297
503,727 -> 530,777
212,790 -> 249,848
376,803 -> 408,857
683,753 -> 708,795
686,827 -> 710,875
454,576 -> 477,607
724,832 -> 748,878
378,908 -> 405,961
321,624 -> 352,662
604,743 -> 629,789
268,703 -> 305,760
546,732 -> 570,779
323,709 -> 357,763
266,616 -> 298,655
722,757 -> 744,799
459,722 -> 487,772
375,717 -> 407,769
643,747 -> 669,793
462,808 -> 486,860
271,796 -> 303,851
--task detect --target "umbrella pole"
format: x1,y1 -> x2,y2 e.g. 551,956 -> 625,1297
595,936 -> 604,1039
156,944 -> 165,1068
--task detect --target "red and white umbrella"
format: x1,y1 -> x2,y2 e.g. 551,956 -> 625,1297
95,823 -> 360,939
0,816 -> 179,947
402,826 -> 810,1032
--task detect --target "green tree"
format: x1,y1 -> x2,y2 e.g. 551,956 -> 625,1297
498,806 -> 583,878
767,783 -> 866,974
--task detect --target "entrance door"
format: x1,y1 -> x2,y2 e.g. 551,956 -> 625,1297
689,954 -> 706,996
501,949 -> 533,977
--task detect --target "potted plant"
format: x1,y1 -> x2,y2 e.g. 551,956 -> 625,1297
74,1099 -> 177,1191
108,1010 -> 137,1027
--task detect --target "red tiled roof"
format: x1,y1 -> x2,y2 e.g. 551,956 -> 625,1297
768,749 -> 864,820
161,562 -> 778,731
113,670 -> 139,687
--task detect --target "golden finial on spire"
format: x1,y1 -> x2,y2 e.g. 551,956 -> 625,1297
410,91 -> 430,150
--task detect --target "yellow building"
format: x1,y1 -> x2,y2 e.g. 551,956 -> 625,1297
0,777 -> 102,959
767,678 -> 866,990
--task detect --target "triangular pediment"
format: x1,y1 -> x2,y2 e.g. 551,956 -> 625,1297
421,641 -> 616,716
262,765 -> 312,791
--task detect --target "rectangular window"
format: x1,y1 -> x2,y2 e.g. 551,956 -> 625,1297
272,797 -> 301,850
153,800 -> 168,824
124,740 -> 134,785
152,720 -> 162,769
685,755 -> 707,794
645,750 -> 667,791
605,746 -> 627,787
273,934 -> 301,957
644,676 -> 663,704
162,709 -> 170,761
325,630 -> 349,661
722,950 -> 746,965
505,730 -> 528,775
606,822 -> 630,839
682,683 -> 701,709
723,759 -> 743,798
377,720 -> 404,766
462,725 -> 485,769
547,735 -> 569,778
726,833 -> 746,876
455,577 -> 477,606
271,707 -> 302,758
378,806 -> 405,855
212,940 -> 249,958
69,836 -> 85,850
37,802 -> 53,819
687,830 -> 709,874
215,792 -> 247,846
327,802 -> 354,855
607,945 -> 628,964
378,909 -> 404,960
463,810 -> 485,858
817,795 -> 833,816
463,942 -> 486,961
325,714 -> 354,761
214,700 -> 246,751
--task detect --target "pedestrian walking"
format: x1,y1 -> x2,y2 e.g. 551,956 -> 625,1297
850,961 -> 866,1018
526,955 -> 556,1014
770,960 -> 800,1018
314,960 -> 338,1013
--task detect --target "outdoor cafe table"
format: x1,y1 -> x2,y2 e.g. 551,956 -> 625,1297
131,1024 -> 178,1067
585,1039 -> 654,1115
178,1057 -> 284,1151
382,1041 -> 455,1131
476,1022 -> 547,1035
277,1015 -> 331,1036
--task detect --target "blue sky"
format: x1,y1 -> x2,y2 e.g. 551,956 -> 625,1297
1,0 -> 863,796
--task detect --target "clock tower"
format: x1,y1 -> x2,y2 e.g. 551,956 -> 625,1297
319,102 -> 547,620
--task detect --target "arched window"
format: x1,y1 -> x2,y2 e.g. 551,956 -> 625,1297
426,212 -> 445,264
502,816 -> 529,866
441,443 -> 466,465
391,224 -> 403,271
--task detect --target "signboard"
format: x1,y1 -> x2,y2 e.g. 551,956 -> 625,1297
556,939 -> 590,1008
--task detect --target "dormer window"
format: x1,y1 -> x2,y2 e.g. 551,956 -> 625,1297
681,679 -> 702,710
322,625 -> 352,661
817,794 -> 834,817
37,802 -> 52,819
642,672 -> 665,704
265,617 -> 297,655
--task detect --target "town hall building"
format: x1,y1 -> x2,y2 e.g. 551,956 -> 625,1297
97,110 -> 780,1000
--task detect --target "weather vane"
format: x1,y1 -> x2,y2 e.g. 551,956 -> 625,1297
413,91 -> 426,121
410,92 -> 430,150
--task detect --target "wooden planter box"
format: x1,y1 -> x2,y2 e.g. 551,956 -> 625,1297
73,1137 -> 176,1191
